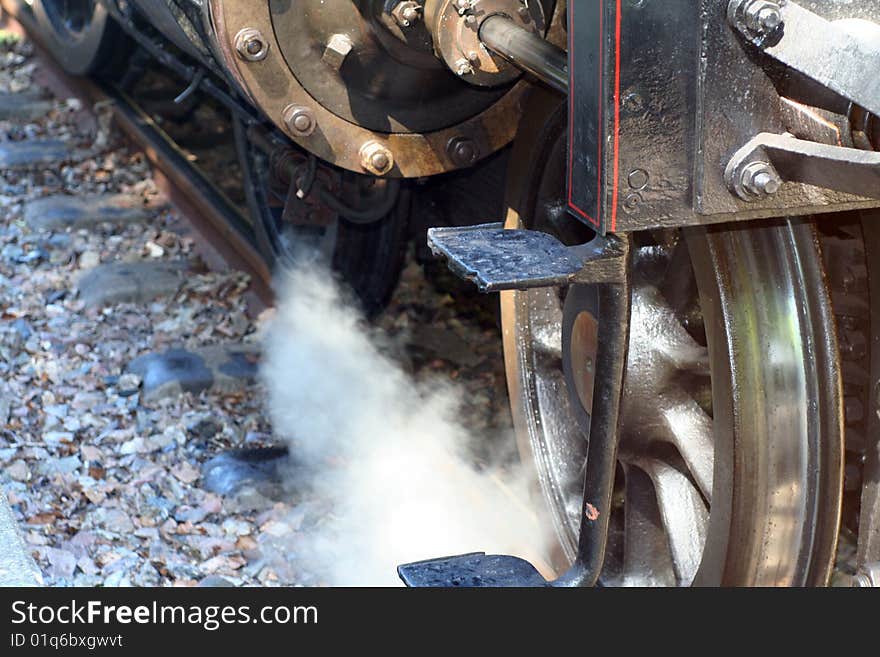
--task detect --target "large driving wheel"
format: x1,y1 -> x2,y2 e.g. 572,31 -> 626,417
32,0 -> 121,75
501,93 -> 844,586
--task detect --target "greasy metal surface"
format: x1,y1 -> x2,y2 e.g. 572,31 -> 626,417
205,0 -> 563,177
398,552 -> 547,587
501,90 -> 842,585
129,0 -> 205,61
694,0 -> 880,221
555,275 -> 630,587
499,92 -> 629,582
731,1 -> 880,117
726,133 -> 880,200
426,223 -> 625,291
479,14 -> 567,94
687,221 -> 842,586
568,0 -> 880,232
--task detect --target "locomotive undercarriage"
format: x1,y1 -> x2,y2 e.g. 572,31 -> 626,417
10,0 -> 880,586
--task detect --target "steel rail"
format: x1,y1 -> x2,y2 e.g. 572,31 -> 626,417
0,1 -> 273,308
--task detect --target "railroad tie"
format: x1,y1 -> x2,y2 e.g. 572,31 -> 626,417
74,259 -> 190,307
23,193 -> 159,232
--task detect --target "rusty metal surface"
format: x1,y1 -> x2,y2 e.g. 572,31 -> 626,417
206,0 -> 560,178
270,0 -> 509,131
425,0 -> 545,88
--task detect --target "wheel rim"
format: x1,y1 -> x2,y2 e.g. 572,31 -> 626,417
43,0 -> 95,41
500,97 -> 843,586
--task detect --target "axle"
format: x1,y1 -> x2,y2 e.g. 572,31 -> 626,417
478,14 -> 568,94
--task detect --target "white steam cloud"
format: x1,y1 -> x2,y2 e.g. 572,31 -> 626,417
261,264 -> 549,586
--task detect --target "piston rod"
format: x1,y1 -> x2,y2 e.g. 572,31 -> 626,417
478,14 -> 568,94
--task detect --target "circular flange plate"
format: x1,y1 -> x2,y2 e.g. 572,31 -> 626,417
208,0 -> 543,177
427,0 -> 545,87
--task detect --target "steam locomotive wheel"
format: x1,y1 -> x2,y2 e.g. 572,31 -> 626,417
501,95 -> 844,586
31,0 -> 121,75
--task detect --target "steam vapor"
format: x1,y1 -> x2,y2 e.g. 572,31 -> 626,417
261,264 -> 548,586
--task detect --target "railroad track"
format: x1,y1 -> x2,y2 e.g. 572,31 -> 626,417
1,2 -> 272,308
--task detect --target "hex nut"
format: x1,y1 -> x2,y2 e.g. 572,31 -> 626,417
455,59 -> 474,76
323,34 -> 354,71
359,141 -> 394,175
391,1 -> 422,27
283,105 -> 317,137
234,28 -> 269,62
742,0 -> 783,34
741,161 -> 782,197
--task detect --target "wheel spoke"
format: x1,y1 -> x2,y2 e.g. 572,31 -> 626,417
661,398 -> 714,501
630,286 -> 710,375
621,465 -> 676,586
635,458 -> 709,586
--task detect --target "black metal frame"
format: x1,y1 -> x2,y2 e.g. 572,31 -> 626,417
568,0 -> 880,234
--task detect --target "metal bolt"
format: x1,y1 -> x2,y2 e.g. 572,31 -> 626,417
623,192 -> 642,212
391,1 -> 422,27
742,0 -> 783,35
323,34 -> 353,71
234,28 -> 269,62
754,171 -> 781,194
455,58 -> 474,76
447,136 -> 479,167
359,141 -> 394,175
741,161 -> 782,197
282,105 -> 316,137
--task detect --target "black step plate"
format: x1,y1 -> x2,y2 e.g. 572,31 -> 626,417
398,552 -> 548,587
427,223 -> 586,292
